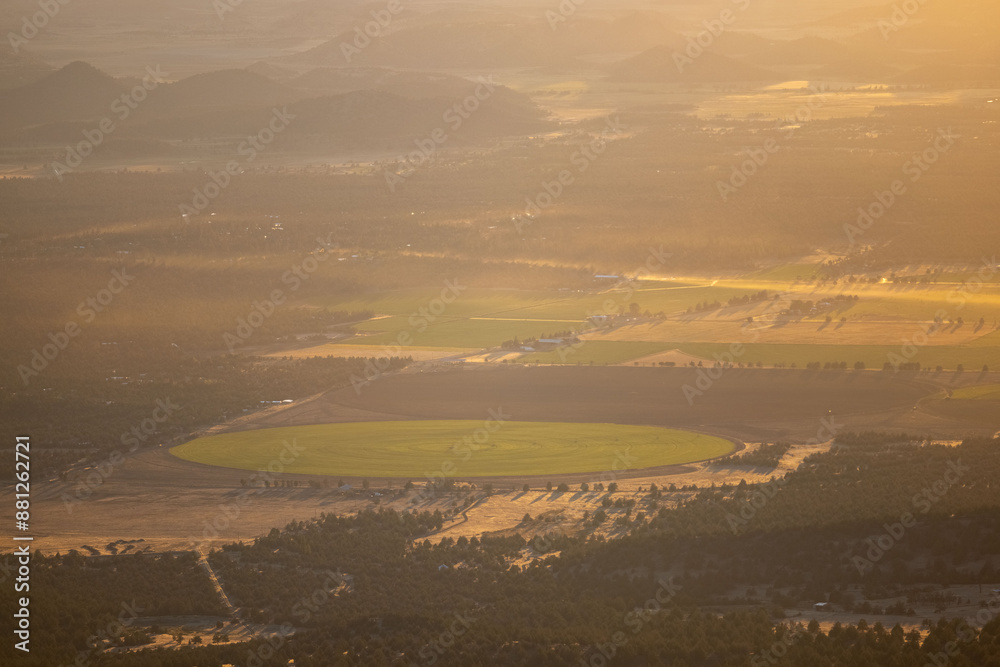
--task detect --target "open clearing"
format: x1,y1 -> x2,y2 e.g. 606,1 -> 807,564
263,366 -> 963,442
302,277 -> 1000,367
523,338 -> 1000,369
950,383 -> 1000,400
23,367 -> 1000,556
261,344 -> 473,361
344,316 -> 576,349
171,421 -> 734,478
586,318 -> 997,347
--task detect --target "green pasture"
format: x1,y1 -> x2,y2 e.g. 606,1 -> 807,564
306,280 -> 1000,360
521,341 -> 674,365
171,421 -> 734,478
672,343 -> 1000,370
950,384 -> 1000,401
343,316 -> 579,349
519,341 -> 1000,369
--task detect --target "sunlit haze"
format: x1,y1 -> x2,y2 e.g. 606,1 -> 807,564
2,0 -> 999,665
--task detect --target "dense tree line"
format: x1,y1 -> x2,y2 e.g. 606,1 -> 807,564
7,435 -> 1000,665
0,355 -> 409,479
711,442 -> 791,469
0,551 -> 225,666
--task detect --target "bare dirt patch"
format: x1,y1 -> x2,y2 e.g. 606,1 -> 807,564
316,366 -> 943,442
627,348 -> 711,367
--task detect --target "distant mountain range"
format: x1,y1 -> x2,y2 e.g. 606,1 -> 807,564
277,10 -> 686,70
2,0 -> 995,159
0,61 -> 124,128
608,46 -> 776,84
0,61 -> 552,154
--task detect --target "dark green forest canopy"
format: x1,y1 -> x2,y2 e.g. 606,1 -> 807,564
6,435 -> 1000,666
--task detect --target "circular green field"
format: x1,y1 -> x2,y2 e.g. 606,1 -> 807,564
170,421 -> 734,478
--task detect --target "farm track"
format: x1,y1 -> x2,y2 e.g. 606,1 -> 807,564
198,549 -> 236,615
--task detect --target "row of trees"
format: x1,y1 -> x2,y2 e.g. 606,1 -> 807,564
11,434 -> 1000,666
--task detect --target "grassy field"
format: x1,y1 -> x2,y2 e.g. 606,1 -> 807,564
317,281 -> 1000,328
950,384 -> 1000,400
300,270 -> 1000,365
315,283 -> 732,349
671,343 -> 1000,370
589,319 -> 994,346
262,344 -> 472,361
344,316 -> 579,349
312,288 -> 578,319
313,283 -> 715,323
520,341 -> 1000,369
521,341 -> 675,365
747,263 -> 824,282
170,421 -> 734,478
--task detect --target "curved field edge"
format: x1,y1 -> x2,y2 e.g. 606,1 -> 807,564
949,383 -> 1000,400
169,420 -> 735,478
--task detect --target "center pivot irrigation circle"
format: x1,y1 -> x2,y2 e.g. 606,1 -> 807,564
171,421 -> 735,478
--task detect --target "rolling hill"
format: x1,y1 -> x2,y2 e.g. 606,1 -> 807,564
608,45 -> 776,83
129,87 -> 551,150
129,69 -> 301,120
0,61 -> 125,129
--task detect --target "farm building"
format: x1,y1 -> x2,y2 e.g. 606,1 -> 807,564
534,337 -> 580,351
